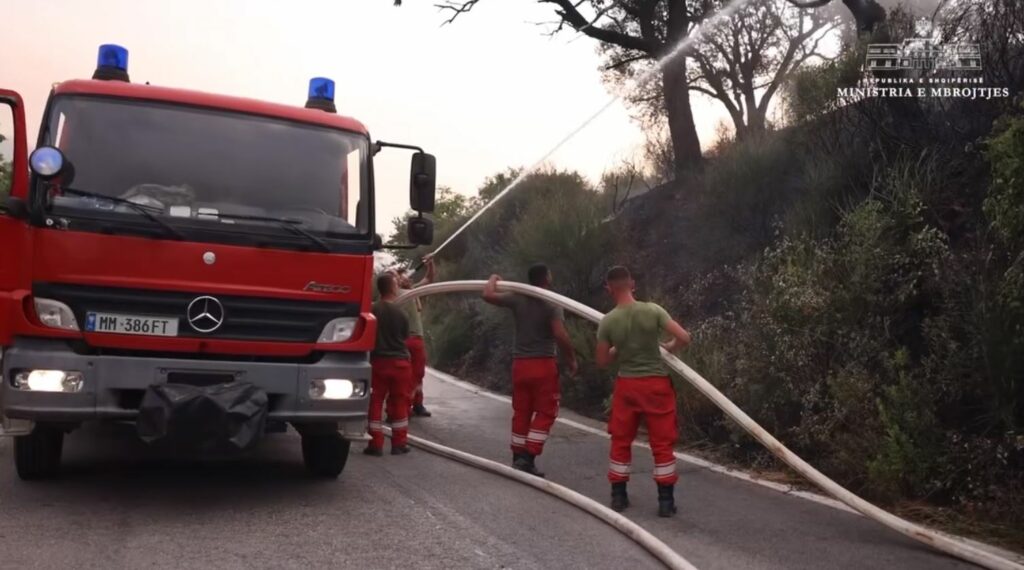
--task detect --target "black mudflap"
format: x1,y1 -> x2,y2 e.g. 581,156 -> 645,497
137,382 -> 269,451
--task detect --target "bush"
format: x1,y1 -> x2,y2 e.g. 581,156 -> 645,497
407,168 -> 618,406
408,101 -> 1024,540
980,112 -> 1024,433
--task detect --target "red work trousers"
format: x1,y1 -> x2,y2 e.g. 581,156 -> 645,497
510,357 -> 560,457
406,336 -> 427,407
368,357 -> 412,450
607,376 -> 679,485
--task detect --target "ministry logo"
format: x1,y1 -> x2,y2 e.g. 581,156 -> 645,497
866,39 -> 981,73
838,37 -> 1009,102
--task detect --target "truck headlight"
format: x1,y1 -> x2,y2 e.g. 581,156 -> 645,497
318,317 -> 358,343
34,298 -> 80,331
13,370 -> 84,393
309,379 -> 366,400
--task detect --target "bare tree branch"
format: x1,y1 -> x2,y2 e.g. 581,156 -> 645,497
436,0 -> 481,26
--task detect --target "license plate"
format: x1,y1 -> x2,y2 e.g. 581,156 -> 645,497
85,312 -> 179,337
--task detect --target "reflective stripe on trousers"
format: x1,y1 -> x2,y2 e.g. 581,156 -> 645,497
526,429 -> 549,443
609,460 -> 631,476
368,357 -> 413,450
607,376 -> 679,485
510,357 -> 560,456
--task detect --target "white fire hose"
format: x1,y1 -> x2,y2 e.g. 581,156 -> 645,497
383,426 -> 699,570
396,280 -> 1024,570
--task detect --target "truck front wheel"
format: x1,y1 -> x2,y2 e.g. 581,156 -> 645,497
15,426 -> 64,481
302,433 -> 350,478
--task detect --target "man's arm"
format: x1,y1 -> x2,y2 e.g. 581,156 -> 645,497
595,341 -> 616,368
595,317 -> 615,368
550,318 -> 579,376
412,255 -> 435,288
481,274 -> 514,307
661,319 -> 692,352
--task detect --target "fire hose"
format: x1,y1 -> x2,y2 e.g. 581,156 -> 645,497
415,0 -> 758,270
383,426 -> 699,570
396,281 -> 1024,570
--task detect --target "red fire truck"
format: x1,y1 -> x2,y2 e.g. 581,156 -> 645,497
0,45 -> 435,480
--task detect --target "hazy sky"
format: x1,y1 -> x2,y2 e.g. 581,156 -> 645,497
1,0 -> 727,233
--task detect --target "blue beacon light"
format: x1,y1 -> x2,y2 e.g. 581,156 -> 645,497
305,77 -> 337,113
93,44 -> 130,82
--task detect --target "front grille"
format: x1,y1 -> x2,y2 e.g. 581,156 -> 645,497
35,283 -> 357,343
166,371 -> 237,386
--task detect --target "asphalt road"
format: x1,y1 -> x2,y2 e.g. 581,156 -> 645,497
412,371 -> 983,570
0,370 -> 1010,570
0,418 -> 658,568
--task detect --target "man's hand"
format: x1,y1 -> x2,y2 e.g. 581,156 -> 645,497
416,254 -> 436,286
566,357 -> 579,377
482,274 -> 506,305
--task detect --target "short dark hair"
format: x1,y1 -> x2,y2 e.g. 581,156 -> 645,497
528,264 -> 550,286
606,265 -> 631,283
377,273 -> 396,295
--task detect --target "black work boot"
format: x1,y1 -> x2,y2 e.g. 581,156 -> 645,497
657,483 -> 677,517
363,446 -> 383,457
610,482 -> 630,512
512,452 -> 527,470
513,453 -> 545,478
411,404 -> 433,417
391,445 -> 411,455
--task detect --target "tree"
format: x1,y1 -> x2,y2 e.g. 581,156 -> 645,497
389,186 -> 480,265
695,2 -> 839,138
428,0 -> 711,180
785,0 -> 886,33
604,1 -> 841,141
0,132 -> 10,196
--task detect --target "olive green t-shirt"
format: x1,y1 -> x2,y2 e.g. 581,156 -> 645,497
491,293 -> 564,358
597,301 -> 671,377
372,300 -> 410,359
397,288 -> 424,337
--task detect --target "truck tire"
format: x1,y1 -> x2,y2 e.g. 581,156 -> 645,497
14,427 -> 64,481
302,433 -> 350,478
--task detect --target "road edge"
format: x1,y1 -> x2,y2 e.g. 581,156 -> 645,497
427,367 -> 1024,566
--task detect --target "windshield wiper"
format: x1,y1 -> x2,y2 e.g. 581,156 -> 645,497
202,213 -> 331,253
57,187 -> 185,240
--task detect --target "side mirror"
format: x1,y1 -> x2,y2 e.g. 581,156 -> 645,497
410,152 -> 436,213
407,216 -> 434,246
29,146 -> 66,180
0,195 -> 28,219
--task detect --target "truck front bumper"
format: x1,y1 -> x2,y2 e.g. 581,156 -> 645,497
0,338 -> 371,437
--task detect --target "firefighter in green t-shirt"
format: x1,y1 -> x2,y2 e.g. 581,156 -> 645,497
596,266 -> 692,517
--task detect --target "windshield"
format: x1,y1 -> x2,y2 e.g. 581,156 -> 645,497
39,95 -> 370,243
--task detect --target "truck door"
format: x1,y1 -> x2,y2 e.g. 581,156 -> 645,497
0,90 -> 30,346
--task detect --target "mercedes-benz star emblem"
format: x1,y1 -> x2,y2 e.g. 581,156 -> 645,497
187,296 -> 225,333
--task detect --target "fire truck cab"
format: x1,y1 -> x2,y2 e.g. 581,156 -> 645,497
0,45 -> 435,480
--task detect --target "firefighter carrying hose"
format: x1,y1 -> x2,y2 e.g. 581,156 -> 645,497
596,266 -> 692,517
396,255 -> 436,418
365,273 -> 413,456
483,265 -> 578,477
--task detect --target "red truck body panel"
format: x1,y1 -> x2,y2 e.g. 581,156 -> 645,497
0,80 -> 378,355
